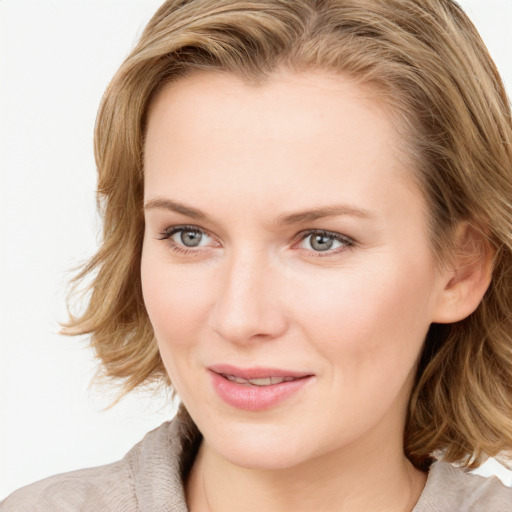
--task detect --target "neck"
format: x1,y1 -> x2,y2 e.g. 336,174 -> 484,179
186,426 -> 426,512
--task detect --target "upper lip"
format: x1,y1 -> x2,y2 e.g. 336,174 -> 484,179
208,364 -> 313,380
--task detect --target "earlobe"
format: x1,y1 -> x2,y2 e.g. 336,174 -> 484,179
432,223 -> 494,324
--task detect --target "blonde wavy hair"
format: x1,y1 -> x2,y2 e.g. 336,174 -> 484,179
66,0 -> 512,471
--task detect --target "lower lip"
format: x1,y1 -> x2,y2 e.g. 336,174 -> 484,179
210,371 -> 313,411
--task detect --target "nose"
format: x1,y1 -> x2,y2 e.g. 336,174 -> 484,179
210,250 -> 289,344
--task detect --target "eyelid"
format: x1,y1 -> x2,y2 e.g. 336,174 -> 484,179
158,224 -> 219,252
294,229 -> 355,256
158,224 -> 209,240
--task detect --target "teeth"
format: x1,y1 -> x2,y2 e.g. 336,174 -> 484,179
223,374 -> 296,386
247,377 -> 272,386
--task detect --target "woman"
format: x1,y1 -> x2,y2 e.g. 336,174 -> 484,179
3,0 -> 512,510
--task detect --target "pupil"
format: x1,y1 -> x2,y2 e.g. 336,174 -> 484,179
180,230 -> 202,247
311,234 -> 334,251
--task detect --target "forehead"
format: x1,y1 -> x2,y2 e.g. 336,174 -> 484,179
143,70 -> 422,224
146,70 -> 394,150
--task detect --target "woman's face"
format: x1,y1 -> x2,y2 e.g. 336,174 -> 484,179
141,70 -> 450,470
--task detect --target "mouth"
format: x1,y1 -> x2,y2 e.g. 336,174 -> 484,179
208,365 -> 314,411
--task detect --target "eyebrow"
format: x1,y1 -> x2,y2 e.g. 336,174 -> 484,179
278,206 -> 374,225
144,198 -> 208,220
143,198 -> 374,225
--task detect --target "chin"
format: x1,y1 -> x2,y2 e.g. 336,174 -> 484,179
204,420 -> 318,471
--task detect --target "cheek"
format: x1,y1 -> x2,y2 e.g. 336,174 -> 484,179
291,259 -> 436,363
292,262 -> 436,428
141,250 -> 216,397
140,247 -> 212,348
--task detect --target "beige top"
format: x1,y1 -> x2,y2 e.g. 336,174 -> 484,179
2,411 -> 512,511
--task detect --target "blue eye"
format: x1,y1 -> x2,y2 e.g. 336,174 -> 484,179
176,229 -> 204,247
299,230 -> 353,253
159,225 -> 213,251
157,226 -> 353,257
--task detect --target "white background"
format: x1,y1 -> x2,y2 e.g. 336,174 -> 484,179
1,0 -> 512,500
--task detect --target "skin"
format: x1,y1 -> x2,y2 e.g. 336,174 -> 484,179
141,69 -> 466,511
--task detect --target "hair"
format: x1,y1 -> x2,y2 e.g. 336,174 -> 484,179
65,0 -> 512,471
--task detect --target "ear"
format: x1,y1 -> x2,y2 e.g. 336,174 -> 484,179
432,223 -> 494,324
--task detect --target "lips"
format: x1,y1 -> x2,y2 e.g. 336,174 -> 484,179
208,365 -> 314,411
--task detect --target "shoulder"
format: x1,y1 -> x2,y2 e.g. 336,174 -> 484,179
0,458 -> 134,512
414,460 -> 512,512
0,418 -> 197,512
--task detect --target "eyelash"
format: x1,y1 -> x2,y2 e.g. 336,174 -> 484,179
157,225 -> 215,256
157,225 -> 355,258
297,230 -> 354,257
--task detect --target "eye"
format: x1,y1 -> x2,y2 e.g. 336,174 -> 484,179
174,228 -> 205,247
158,225 -> 215,252
297,230 -> 353,254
